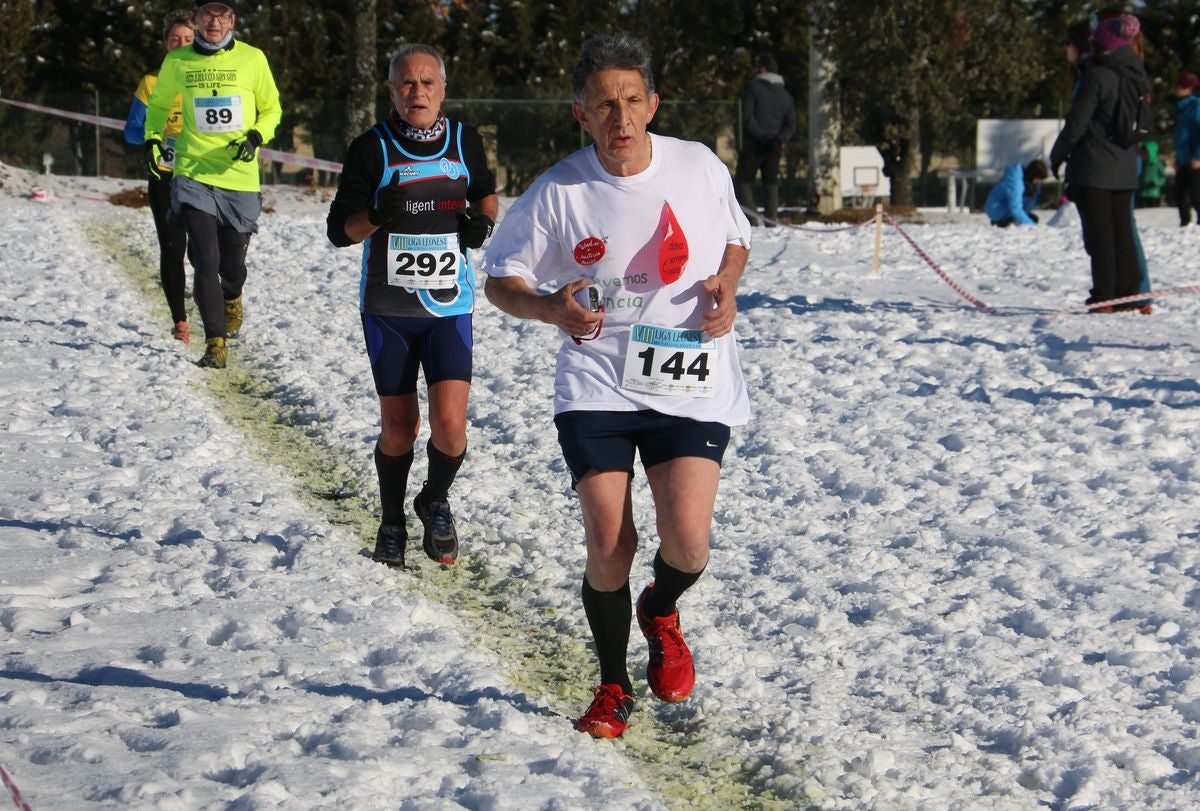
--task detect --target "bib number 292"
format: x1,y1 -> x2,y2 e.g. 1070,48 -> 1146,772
386,233 -> 461,290
394,251 -> 455,278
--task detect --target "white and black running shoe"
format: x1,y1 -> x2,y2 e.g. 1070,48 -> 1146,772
371,523 -> 407,567
414,497 -> 458,564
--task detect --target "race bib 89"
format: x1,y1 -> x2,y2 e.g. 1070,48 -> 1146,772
386,233 -> 460,289
620,323 -> 717,397
192,95 -> 244,133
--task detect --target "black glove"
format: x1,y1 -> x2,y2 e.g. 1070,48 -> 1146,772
1029,212 -> 1040,224
145,138 -> 164,179
1051,161 -> 1061,180
456,206 -> 494,250
229,130 -> 263,163
367,177 -> 405,228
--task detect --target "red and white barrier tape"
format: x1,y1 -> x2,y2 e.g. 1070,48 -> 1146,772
1,96 -> 343,174
29,188 -> 115,204
0,765 -> 33,811
0,97 -> 126,130
9,93 -> 1199,317
1047,286 -> 1200,317
742,205 -> 871,233
882,211 -> 995,312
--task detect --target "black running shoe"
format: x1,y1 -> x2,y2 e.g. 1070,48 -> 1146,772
414,496 -> 458,564
371,523 -> 407,567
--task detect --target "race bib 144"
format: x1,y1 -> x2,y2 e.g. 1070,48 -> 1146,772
620,323 -> 717,397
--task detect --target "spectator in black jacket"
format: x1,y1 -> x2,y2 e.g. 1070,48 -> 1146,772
877,115 -> 909,188
734,53 -> 796,226
1049,14 -> 1151,312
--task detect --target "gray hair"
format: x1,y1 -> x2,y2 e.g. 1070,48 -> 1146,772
570,34 -> 655,105
389,44 -> 447,83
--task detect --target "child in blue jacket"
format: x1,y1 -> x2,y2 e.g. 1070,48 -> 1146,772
986,159 -> 1049,227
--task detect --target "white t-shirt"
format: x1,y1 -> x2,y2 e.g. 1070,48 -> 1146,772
483,134 -> 753,426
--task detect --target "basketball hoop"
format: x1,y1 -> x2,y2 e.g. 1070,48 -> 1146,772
853,166 -> 881,206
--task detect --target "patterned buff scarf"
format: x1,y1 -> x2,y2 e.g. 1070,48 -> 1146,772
194,30 -> 234,53
391,110 -> 446,142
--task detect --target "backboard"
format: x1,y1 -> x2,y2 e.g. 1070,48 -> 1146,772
976,119 -> 1064,171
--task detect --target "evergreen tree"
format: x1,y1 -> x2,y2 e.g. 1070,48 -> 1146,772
812,0 -> 1044,206
0,0 -> 53,100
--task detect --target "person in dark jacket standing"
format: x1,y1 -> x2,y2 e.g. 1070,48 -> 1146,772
734,53 -> 796,226
1173,69 -> 1200,226
1050,14 -> 1151,312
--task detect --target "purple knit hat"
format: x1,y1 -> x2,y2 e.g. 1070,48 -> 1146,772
1092,14 -> 1139,53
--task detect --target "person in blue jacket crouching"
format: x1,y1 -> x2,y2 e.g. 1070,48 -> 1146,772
986,159 -> 1049,227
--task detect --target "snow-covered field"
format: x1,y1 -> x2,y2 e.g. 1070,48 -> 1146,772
2,160 -> 1199,810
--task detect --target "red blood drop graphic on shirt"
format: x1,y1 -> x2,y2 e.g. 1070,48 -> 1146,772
574,236 -> 606,266
658,201 -> 688,284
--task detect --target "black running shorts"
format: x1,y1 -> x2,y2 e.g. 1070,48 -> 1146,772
553,409 -> 730,488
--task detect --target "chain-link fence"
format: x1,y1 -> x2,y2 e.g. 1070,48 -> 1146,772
2,94 -> 812,207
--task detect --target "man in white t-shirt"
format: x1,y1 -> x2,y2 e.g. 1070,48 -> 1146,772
483,33 -> 752,739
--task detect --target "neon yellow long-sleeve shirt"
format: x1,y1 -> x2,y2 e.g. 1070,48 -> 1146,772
145,40 -> 282,192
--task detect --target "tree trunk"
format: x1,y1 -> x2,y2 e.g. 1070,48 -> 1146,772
808,19 -> 842,213
345,0 -> 377,145
892,108 -> 918,207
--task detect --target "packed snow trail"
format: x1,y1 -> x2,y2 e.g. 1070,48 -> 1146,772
92,209 -> 808,808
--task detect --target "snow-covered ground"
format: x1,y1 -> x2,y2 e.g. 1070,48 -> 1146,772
2,159 -> 1199,810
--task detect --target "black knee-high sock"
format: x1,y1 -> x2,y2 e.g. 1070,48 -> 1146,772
581,577 -> 633,694
645,550 -> 704,618
419,438 -> 465,504
374,444 -> 414,525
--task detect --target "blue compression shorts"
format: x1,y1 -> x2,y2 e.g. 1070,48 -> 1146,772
360,312 -> 472,396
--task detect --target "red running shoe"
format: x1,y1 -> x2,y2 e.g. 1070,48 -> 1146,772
636,584 -> 695,702
575,684 -> 635,739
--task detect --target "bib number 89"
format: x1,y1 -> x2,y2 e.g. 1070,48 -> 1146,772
204,108 -> 234,127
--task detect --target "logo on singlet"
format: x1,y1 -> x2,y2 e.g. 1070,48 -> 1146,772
574,236 -> 606,266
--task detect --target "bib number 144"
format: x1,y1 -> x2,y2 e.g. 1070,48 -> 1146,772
620,323 -> 717,397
